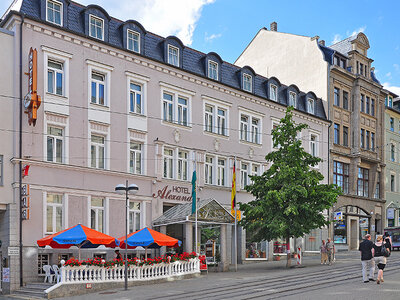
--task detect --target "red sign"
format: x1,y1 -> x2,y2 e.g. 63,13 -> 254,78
199,255 -> 207,271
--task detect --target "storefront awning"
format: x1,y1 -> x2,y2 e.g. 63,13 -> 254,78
153,198 -> 235,226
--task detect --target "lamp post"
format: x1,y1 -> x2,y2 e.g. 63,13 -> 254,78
115,180 -> 139,290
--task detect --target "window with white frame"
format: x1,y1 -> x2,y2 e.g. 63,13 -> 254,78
205,105 -> 213,132
240,115 -> 249,141
272,121 -> 280,149
307,98 -> 315,114
270,84 -> 277,101
47,126 -> 63,163
91,72 -> 105,105
129,201 -> 141,233
127,30 -> 140,53
47,60 -> 63,96
208,60 -> 218,80
205,155 -> 214,184
217,108 -> 226,136
163,92 -> 173,122
90,197 -> 105,233
310,134 -> 317,157
46,0 -> 62,25
251,118 -> 260,144
217,158 -> 226,186
289,91 -> 296,107
129,82 -> 143,114
162,89 -> 191,126
91,134 -> 105,169
243,74 -> 252,92
177,97 -> 188,126
204,102 -> 228,136
240,162 -> 249,189
240,113 -> 261,144
89,15 -> 104,40
177,150 -> 188,181
130,141 -> 142,174
163,148 -> 174,179
168,45 -> 179,66
46,194 -> 63,234
251,163 -> 260,184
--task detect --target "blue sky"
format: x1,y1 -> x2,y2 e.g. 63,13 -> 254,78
1,0 -> 399,94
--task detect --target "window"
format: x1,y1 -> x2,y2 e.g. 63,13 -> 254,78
366,131 -> 370,150
240,163 -> 249,189
162,89 -> 191,127
91,134 -> 105,169
389,96 -> 393,108
127,30 -> 140,53
243,74 -> 252,92
357,167 -> 369,197
333,161 -> 349,194
251,118 -> 260,144
163,148 -> 173,179
360,129 -> 365,148
310,135 -> 317,157
208,60 -> 218,80
217,108 -> 226,136
129,83 -> 143,114
38,254 -> 49,275
168,45 -> 179,67
90,197 -> 104,233
47,60 -> 63,96
360,95 -> 364,112
204,105 -> 213,132
390,117 -> 394,131
391,175 -> 395,192
205,155 -> 214,184
177,97 -> 188,126
391,144 -> 395,162
374,172 -> 380,199
89,15 -> 104,40
340,59 -> 346,69
46,0 -> 62,25
343,91 -> 349,110
334,88 -> 340,106
46,194 -> 63,234
371,99 -> 375,116
204,103 -> 227,136
270,84 -> 278,101
91,72 -> 105,105
307,98 -> 314,114
217,158 -> 226,186
289,91 -> 296,107
177,150 -> 188,181
47,126 -> 63,163
129,142 -> 142,174
240,114 -> 261,144
129,202 -> 141,233
371,133 -> 375,151
334,123 -> 340,144
366,97 -> 370,114
240,115 -> 249,141
163,93 -> 173,123
0,155 -> 3,186
343,126 -> 348,147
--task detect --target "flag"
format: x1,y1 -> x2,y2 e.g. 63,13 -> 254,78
231,161 -> 236,210
191,169 -> 197,214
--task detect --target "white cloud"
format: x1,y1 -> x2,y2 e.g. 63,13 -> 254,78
394,64 -> 400,73
346,26 -> 366,37
331,34 -> 341,44
383,82 -> 400,96
79,0 -> 215,46
205,32 -> 222,42
386,72 -> 392,78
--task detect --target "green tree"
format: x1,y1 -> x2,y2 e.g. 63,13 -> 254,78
239,107 -> 341,267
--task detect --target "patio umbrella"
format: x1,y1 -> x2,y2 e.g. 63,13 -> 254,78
118,227 -> 181,259
37,224 -> 119,259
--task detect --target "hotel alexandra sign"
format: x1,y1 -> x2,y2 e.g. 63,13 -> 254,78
24,48 -> 41,126
152,185 -> 193,202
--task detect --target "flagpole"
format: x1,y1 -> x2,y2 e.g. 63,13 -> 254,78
194,157 -> 198,254
234,157 -> 238,272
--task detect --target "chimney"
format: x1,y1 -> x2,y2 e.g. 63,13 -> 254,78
319,40 -> 325,46
270,22 -> 277,32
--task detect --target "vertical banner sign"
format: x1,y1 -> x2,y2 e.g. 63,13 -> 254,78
24,48 -> 41,126
21,184 -> 30,220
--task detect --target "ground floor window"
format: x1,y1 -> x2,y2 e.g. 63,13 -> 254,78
273,238 -> 287,254
245,230 -> 267,259
334,217 -> 347,244
359,217 -> 369,239
38,254 -> 49,275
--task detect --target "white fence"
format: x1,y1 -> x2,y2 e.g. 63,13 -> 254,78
59,259 -> 200,284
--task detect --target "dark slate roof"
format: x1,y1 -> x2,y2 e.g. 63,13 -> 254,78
2,0 -> 328,121
329,35 -> 357,55
371,71 -> 381,84
318,44 -> 335,64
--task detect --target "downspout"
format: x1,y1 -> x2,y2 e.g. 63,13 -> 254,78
327,58 -> 332,239
19,14 -> 25,288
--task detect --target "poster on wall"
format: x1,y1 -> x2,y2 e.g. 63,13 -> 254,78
2,268 -> 10,282
387,208 -> 395,219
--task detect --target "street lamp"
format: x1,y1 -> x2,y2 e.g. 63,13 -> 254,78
115,180 -> 139,290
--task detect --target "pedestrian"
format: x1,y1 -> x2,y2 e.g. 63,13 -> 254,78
326,238 -> 335,265
383,232 -> 392,250
115,250 -> 122,260
359,234 -> 375,283
320,240 -> 328,264
373,235 -> 387,284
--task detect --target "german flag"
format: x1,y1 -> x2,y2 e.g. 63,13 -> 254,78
231,161 -> 236,210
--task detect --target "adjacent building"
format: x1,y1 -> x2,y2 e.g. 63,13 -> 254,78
0,0 -> 329,293
236,22 -> 387,250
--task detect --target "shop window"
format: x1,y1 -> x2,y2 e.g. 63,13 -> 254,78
38,254 -> 49,275
333,210 -> 346,244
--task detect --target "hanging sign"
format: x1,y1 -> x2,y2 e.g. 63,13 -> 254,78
21,184 -> 30,220
25,47 -> 41,126
334,211 -> 343,221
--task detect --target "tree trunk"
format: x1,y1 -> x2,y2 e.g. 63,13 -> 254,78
286,235 -> 291,268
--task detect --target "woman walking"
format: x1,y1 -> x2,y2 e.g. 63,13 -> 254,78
373,235 -> 388,284
320,240 -> 328,264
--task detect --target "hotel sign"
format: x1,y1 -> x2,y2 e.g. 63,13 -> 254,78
152,185 -> 192,202
24,47 -> 41,126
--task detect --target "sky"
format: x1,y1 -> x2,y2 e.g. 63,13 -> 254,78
1,0 -> 399,95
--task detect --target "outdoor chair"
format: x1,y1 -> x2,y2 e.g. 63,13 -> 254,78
52,265 -> 61,283
43,265 -> 54,283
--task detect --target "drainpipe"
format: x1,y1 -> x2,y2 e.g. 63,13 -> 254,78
19,14 -> 25,288
327,61 -> 332,239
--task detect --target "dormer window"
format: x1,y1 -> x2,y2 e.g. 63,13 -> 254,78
243,74 -> 252,92
270,84 -> 277,101
89,15 -> 104,40
208,60 -> 218,80
307,98 -> 315,114
127,30 -> 140,53
46,0 -> 62,26
289,91 -> 296,107
168,45 -> 179,67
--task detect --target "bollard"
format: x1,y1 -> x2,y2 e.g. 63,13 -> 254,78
296,247 -> 302,265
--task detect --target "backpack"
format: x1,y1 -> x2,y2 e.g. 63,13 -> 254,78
381,243 -> 390,257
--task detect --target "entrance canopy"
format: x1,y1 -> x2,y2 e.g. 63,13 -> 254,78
153,198 -> 235,227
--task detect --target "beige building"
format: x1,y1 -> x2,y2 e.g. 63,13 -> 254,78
236,22 -> 386,250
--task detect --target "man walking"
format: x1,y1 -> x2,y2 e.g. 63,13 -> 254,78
326,238 -> 335,265
359,234 -> 375,283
